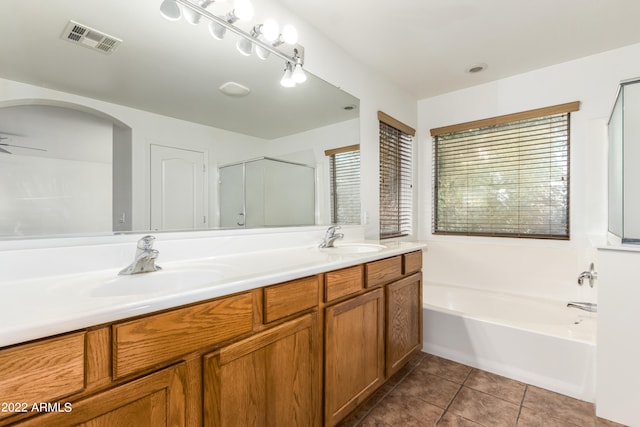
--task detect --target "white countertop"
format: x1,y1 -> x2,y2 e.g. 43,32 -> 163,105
0,240 -> 425,348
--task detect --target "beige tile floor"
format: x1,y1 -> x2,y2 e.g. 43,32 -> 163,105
337,352 -> 626,427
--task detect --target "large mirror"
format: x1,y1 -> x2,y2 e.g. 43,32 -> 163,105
0,0 -> 360,239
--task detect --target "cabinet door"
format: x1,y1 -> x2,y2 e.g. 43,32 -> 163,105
324,288 -> 384,427
386,272 -> 422,377
203,313 -> 320,427
14,364 -> 187,427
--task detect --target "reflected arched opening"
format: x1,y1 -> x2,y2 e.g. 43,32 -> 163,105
0,99 -> 133,237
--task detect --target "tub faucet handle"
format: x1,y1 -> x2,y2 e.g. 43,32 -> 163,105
577,262 -> 597,288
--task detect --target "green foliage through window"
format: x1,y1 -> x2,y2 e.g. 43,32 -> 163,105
433,110 -> 573,239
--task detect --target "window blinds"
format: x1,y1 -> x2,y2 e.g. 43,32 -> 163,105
432,102 -> 579,239
379,112 -> 414,239
326,145 -> 360,225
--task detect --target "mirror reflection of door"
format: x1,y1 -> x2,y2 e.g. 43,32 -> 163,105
150,144 -> 208,231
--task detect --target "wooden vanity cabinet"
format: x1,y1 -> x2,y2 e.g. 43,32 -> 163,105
1,249 -> 423,427
203,312 -> 320,427
13,363 -> 188,427
0,332 -> 86,423
324,251 -> 423,426
386,272 -> 422,377
324,288 -> 385,427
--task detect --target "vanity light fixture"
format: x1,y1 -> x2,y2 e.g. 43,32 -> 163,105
161,0 -> 306,87
291,61 -> 307,84
159,0 -> 182,21
280,62 -> 296,88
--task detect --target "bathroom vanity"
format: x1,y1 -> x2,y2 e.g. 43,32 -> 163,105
0,244 -> 423,427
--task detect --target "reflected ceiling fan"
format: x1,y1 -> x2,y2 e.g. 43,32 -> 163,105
0,136 -> 47,154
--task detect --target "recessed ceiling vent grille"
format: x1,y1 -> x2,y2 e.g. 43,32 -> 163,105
61,20 -> 122,55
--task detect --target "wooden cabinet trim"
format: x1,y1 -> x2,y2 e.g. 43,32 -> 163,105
85,327 -> 112,391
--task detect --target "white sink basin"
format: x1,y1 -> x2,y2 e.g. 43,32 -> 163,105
89,267 -> 226,297
320,243 -> 387,254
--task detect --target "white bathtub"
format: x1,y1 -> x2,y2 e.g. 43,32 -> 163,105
422,282 -> 596,402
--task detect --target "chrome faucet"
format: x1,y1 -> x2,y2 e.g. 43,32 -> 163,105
577,262 -> 597,287
567,302 -> 597,312
319,225 -> 344,248
119,235 -> 162,275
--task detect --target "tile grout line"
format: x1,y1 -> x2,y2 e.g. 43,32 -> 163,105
514,384 -> 529,427
352,355 -> 425,427
434,366 -> 474,426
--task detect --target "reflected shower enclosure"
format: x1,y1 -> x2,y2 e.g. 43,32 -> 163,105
608,78 -> 640,243
218,157 -> 315,228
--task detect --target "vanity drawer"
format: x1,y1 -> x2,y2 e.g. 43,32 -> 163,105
113,292 -> 254,379
365,255 -> 403,287
403,251 -> 422,275
0,332 -> 85,418
263,275 -> 319,323
325,265 -> 364,302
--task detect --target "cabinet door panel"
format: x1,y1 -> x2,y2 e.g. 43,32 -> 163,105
204,313 -> 319,427
15,364 -> 187,427
325,288 -> 384,426
386,273 -> 422,377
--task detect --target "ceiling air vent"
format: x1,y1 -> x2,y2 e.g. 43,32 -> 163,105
61,20 -> 122,55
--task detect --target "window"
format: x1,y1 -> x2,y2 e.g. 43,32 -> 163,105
431,101 -> 580,239
379,111 -> 415,239
326,145 -> 360,224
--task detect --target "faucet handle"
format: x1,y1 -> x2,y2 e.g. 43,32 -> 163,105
326,225 -> 340,236
137,235 -> 156,250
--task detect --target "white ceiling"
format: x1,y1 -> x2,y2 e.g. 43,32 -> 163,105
0,0 -> 358,140
2,0 -> 640,138
279,0 -> 640,99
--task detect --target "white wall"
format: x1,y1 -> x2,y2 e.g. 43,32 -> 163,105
256,0 -> 418,238
417,42 -> 640,301
596,247 -> 640,425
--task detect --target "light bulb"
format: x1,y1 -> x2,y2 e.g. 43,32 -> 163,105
292,63 -> 307,84
280,63 -> 295,88
209,21 -> 226,40
160,0 -> 181,21
183,8 -> 201,25
256,45 -> 270,60
282,24 -> 298,45
262,19 -> 279,42
234,0 -> 254,21
236,38 -> 253,56
183,0 -> 207,24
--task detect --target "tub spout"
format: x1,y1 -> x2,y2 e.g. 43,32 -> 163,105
567,302 -> 597,313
